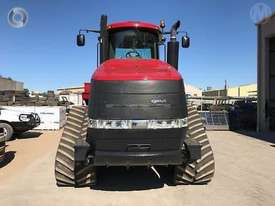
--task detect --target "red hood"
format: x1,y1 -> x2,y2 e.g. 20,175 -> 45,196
92,59 -> 182,81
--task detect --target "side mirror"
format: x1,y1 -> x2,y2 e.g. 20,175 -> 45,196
182,35 -> 190,48
77,34 -> 85,46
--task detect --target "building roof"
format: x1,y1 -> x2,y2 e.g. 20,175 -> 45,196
0,76 -> 23,84
57,86 -> 83,91
203,83 -> 257,92
256,12 -> 275,25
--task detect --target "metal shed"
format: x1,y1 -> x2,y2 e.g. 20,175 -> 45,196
257,13 -> 275,132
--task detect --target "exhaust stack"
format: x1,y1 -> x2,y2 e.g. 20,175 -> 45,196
167,21 -> 180,70
100,15 -> 108,63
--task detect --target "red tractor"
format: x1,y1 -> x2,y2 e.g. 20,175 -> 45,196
54,15 -> 215,187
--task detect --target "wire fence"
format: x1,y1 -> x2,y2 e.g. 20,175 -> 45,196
199,111 -> 229,131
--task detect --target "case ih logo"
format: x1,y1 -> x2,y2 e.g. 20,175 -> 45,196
151,98 -> 167,104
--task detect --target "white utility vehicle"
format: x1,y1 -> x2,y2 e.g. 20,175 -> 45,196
0,106 -> 40,141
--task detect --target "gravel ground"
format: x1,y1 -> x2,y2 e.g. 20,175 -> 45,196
0,130 -> 275,206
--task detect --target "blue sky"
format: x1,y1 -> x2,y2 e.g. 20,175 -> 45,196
0,0 -> 274,91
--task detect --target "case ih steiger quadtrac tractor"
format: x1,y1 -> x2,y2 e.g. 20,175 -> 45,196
54,15 -> 215,187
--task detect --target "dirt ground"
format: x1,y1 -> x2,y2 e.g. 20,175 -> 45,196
0,130 -> 275,206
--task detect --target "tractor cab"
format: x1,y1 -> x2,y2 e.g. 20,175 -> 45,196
77,17 -> 190,66
108,25 -> 160,60
79,17 -> 190,104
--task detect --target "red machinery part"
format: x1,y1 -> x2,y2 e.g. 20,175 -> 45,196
107,21 -> 160,31
92,59 -> 182,81
82,82 -> 91,103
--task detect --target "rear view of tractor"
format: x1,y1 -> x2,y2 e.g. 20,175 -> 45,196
54,15 -> 215,187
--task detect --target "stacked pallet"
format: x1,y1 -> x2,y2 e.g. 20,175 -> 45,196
0,90 -> 59,106
45,91 -> 58,106
0,128 -> 5,163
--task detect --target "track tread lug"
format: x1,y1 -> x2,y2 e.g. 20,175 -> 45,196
174,105 -> 215,185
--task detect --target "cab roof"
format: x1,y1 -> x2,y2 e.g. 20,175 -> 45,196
107,21 -> 160,31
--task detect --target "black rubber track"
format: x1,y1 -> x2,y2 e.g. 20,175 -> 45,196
174,105 -> 215,184
54,106 -> 96,187
0,130 -> 5,163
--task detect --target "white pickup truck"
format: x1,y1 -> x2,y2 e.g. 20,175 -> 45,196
0,106 -> 40,141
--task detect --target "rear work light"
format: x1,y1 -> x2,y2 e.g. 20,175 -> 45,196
89,118 -> 188,129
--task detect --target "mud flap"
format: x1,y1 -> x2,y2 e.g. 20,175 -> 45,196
74,139 -> 91,162
184,139 -> 201,162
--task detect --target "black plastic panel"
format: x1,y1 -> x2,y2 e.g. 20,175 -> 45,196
89,80 -> 187,120
90,80 -> 184,93
87,128 -> 186,152
93,150 -> 183,166
87,128 -> 187,166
